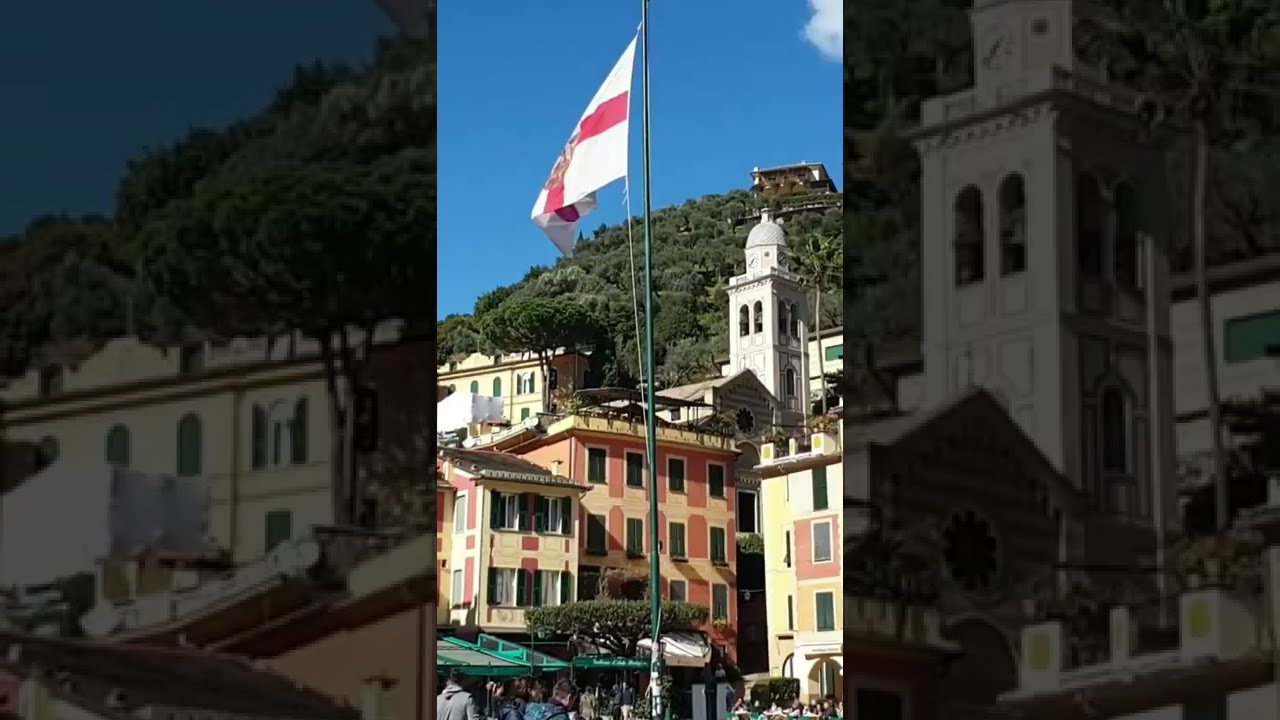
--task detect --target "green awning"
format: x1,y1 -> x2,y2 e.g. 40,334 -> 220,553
438,634 -> 569,677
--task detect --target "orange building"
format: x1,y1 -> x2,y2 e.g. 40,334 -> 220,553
467,394 -> 742,660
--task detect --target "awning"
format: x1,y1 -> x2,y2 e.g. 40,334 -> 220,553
637,632 -> 711,668
437,634 -> 569,677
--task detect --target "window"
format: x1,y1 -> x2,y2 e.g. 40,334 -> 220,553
784,530 -> 792,568
669,522 -> 687,559
752,301 -> 763,333
778,302 -> 789,335
999,174 -> 1027,275
954,185 -> 985,285
488,568 -> 522,607
579,566 -> 602,600
815,591 -> 836,630
454,495 -> 467,534
626,451 -> 645,487
252,405 -> 268,468
587,447 -> 607,484
536,570 -> 570,607
492,377 -> 502,397
451,570 -> 464,608
669,580 -> 687,602
823,344 -> 844,362
491,491 -> 524,531
537,496 -> 572,535
179,343 -> 204,375
710,527 -> 727,564
855,689 -> 903,720
712,584 -> 729,621
1101,388 -> 1127,473
738,305 -> 750,337
447,384 -> 456,394
784,367 -> 797,398
790,303 -> 800,338
469,380 -> 479,394
736,489 -> 758,533
812,521 -> 832,563
38,366 -> 64,398
1224,310 -> 1280,364
586,514 -> 608,553
787,596 -> 795,630
812,466 -> 829,511
1076,173 -> 1104,276
176,413 -> 202,477
668,457 -> 686,493
1114,182 -> 1140,288
670,407 -> 681,421
708,463 -> 726,498
292,398 -> 308,464
517,372 -> 536,395
265,510 -> 292,551
104,425 -> 130,468
521,407 -> 530,420
548,368 -> 559,390
626,518 -> 645,556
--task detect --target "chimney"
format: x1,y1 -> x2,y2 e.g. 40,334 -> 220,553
551,460 -> 563,477
360,675 -> 397,720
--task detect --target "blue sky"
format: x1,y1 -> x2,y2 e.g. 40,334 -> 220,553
436,0 -> 843,319
0,1 -> 392,236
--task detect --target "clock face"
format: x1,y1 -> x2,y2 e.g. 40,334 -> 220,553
747,254 -> 760,269
1073,18 -> 1105,67
979,25 -> 1015,72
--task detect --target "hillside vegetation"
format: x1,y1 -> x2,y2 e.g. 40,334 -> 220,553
437,190 -> 843,389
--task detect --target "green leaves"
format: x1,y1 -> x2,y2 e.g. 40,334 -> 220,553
525,599 -> 711,657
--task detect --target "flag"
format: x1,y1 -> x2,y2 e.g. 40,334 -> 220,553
532,35 -> 637,257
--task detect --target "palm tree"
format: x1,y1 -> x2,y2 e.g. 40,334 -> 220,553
793,230 -> 843,414
1106,0 -> 1280,529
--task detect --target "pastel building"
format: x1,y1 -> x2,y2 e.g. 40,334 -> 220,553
436,349 -> 591,424
758,427 -> 843,701
437,447 -> 590,632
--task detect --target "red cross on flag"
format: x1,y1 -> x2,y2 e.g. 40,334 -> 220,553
532,35 -> 637,257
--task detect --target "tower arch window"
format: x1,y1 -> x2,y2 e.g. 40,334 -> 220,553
784,367 -> 797,399
1114,182 -> 1140,289
954,185 -> 985,286
778,301 -> 789,336
752,301 -> 763,334
1101,388 -> 1127,473
176,413 -> 202,477
789,302 -> 800,338
999,174 -> 1027,275
1076,174 -> 1104,277
738,305 -> 750,337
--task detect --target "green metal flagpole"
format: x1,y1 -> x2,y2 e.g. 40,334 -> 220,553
639,1 -> 663,718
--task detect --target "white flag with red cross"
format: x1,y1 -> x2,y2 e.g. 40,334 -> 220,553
531,35 -> 637,257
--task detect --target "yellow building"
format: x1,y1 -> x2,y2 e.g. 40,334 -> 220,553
807,326 -> 843,397
757,424 -> 844,701
437,350 -> 591,423
0,330 -> 432,565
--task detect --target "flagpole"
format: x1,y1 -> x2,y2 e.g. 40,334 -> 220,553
638,1 -> 663,718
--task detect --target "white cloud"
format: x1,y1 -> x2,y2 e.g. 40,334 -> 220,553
802,0 -> 842,61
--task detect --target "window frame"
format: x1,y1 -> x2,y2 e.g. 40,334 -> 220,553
812,520 -> 833,563
666,454 -> 688,494
668,521 -> 687,559
812,466 -> 830,511
586,445 -> 610,485
585,513 -> 609,554
707,462 -> 727,498
711,583 -> 730,622
709,526 -> 728,564
625,517 -> 645,557
454,494 -> 467,534
815,590 -> 836,631
625,450 -> 646,488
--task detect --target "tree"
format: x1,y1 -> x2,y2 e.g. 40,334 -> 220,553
793,230 -> 843,413
135,152 -> 435,525
479,298 -> 603,410
1106,0 -> 1280,529
525,600 -> 709,659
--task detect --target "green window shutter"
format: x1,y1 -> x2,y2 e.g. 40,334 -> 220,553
824,344 -> 844,362
493,377 -> 502,397
534,496 -> 547,532
531,570 -> 543,607
176,414 -> 202,477
487,568 -> 498,605
626,453 -> 644,487
560,497 -> 572,535
105,425 -> 130,468
265,510 -> 292,552
516,569 -> 528,607
291,398 -> 308,464
490,492 -> 503,529
561,571 -> 572,604
529,374 -> 536,394
1224,310 -> 1280,364
812,466 -> 829,511
588,515 -> 606,551
470,380 -> 479,394
519,493 -> 532,532
251,405 -> 267,469
816,592 -> 835,630
588,448 -> 607,483
709,464 -> 725,497
711,527 -> 725,562
521,407 -> 530,420
669,458 -> 685,492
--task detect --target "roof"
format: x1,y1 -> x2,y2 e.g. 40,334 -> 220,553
579,387 -> 708,409
0,633 -> 354,720
658,369 -> 768,404
438,447 -> 586,489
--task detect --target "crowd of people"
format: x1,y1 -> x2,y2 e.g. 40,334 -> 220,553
729,696 -> 842,719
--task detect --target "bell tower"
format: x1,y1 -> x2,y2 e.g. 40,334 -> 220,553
910,0 -> 1177,533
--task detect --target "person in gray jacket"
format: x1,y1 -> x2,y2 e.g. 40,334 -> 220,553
437,669 -> 481,720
